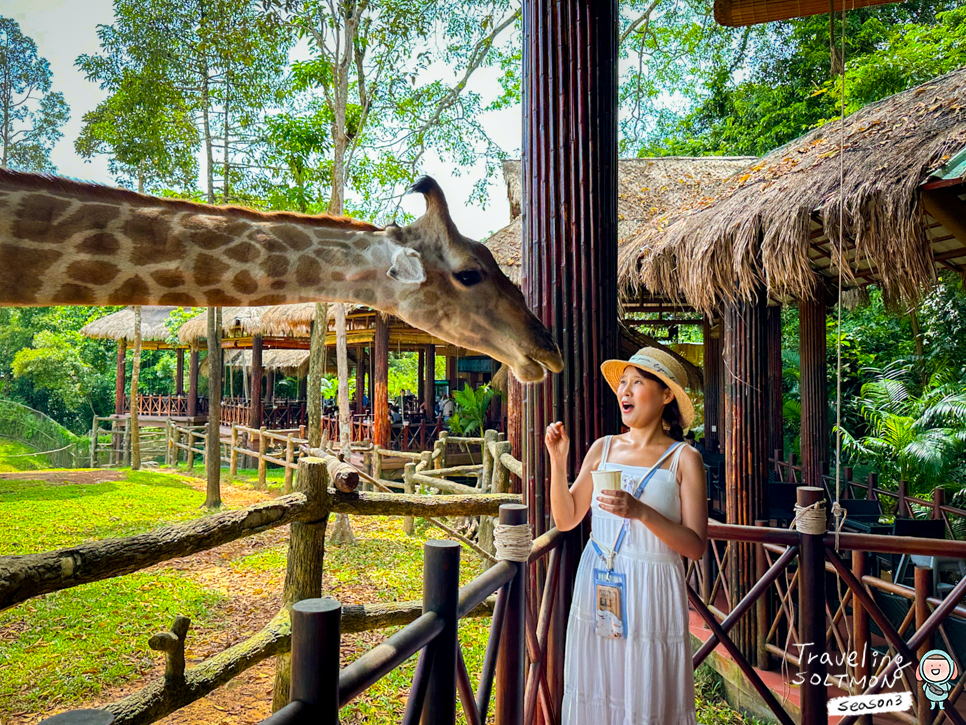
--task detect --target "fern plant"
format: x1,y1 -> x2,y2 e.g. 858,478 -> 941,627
840,361 -> 966,496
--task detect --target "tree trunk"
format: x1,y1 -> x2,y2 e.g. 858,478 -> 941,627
131,306 -> 142,470
307,303 -> 328,447
205,307 -> 222,509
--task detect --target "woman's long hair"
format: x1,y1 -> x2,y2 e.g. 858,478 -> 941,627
641,371 -> 686,442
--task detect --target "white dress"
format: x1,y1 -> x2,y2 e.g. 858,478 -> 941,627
561,436 -> 698,725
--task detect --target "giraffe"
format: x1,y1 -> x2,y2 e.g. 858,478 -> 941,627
0,171 -> 562,381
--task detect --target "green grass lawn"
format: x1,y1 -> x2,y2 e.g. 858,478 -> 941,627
0,438 -> 52,472
0,467 -> 761,724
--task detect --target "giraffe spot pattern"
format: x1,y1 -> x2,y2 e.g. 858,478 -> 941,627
11,194 -> 73,243
225,242 -> 259,262
355,287 -> 376,305
159,292 -> 197,306
232,270 -> 258,294
251,294 -> 286,306
53,283 -> 96,304
203,289 -> 241,306
274,224 -> 312,251
295,256 -> 321,286
151,269 -> 186,288
248,229 -> 286,254
194,253 -> 229,286
270,280 -> 286,290
261,254 -> 289,279
125,213 -> 186,266
109,276 -> 150,304
0,245 -> 62,303
75,232 -> 120,256
67,260 -> 120,285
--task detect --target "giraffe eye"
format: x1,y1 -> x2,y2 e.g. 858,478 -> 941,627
453,269 -> 483,287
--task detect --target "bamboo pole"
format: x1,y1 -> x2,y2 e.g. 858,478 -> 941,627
131,306 -> 142,470
258,427 -> 268,490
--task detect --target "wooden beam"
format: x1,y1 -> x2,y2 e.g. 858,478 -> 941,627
188,346 -> 199,417
176,349 -> 185,397
250,335 -> 263,430
800,285 -> 828,489
424,344 -> 436,417
115,341 -> 127,417
373,313 -> 389,448
923,187 -> 966,248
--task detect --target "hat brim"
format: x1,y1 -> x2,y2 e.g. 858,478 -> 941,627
600,359 -> 695,431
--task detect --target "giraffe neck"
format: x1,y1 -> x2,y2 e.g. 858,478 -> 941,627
0,171 -> 404,310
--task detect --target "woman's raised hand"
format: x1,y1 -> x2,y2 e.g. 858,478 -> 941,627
544,421 -> 570,464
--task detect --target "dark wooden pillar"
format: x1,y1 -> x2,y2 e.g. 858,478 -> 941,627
176,348 -> 185,397
417,348 -> 425,404
115,341 -> 127,416
767,305 -> 784,462
424,344 -> 435,416
188,346 -> 199,417
250,335 -> 263,430
299,375 -> 307,402
373,314 -> 389,447
522,0 -> 619,715
723,287 -> 770,661
702,318 -> 722,448
446,355 -> 458,395
799,285 -> 828,489
266,368 -> 275,402
355,345 -> 365,414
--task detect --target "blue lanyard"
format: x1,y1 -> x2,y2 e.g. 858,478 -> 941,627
590,441 -> 683,570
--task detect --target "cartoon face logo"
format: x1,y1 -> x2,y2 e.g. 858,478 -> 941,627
917,649 -> 958,711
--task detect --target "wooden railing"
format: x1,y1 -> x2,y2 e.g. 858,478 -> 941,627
15,455 -> 521,725
689,486 -> 966,725
229,424 -> 307,492
123,395 -> 208,417
90,417 -> 169,467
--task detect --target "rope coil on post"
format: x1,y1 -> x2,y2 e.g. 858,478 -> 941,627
791,500 -> 828,535
494,522 -> 532,562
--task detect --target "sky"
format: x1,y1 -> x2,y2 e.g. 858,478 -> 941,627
5,0 -> 522,238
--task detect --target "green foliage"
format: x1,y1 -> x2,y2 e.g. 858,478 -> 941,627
0,437 -> 51,472
840,361 -> 966,495
0,399 -> 83,467
447,383 -> 502,435
13,330 -> 95,411
640,2 -> 958,157
0,17 -> 70,171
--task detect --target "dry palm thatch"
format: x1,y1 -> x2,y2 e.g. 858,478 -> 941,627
178,307 -> 274,343
257,303 -> 366,338
625,67 -> 966,314
488,157 -> 754,291
81,306 -> 181,342
200,349 -> 310,377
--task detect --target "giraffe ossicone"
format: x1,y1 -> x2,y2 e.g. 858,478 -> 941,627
0,169 -> 563,382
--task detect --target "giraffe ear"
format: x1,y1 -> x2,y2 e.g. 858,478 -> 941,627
388,246 -> 425,285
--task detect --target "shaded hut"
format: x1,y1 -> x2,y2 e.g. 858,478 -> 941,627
81,306 -> 198,419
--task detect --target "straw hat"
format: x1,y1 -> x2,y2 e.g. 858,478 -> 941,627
600,347 -> 694,431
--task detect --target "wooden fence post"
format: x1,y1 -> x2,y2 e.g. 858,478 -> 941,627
163,420 -> 171,467
755,520 -> 770,670
90,417 -> 99,468
229,424 -> 238,479
403,462 -> 415,535
422,540 -> 460,725
898,479 -> 909,518
438,431 -> 449,470
289,598 -> 341,723
916,565 -> 934,725
494,504 -> 527,725
797,486 -> 827,724
852,549 -> 871,725
866,472 -> 878,501
481,429 -> 497,491
284,434 -> 296,494
187,430 -> 195,471
492,442 -> 511,495
258,426 -> 268,490
272,457 -> 330,712
373,445 -> 383,485
933,487 -> 945,521
122,419 -> 131,467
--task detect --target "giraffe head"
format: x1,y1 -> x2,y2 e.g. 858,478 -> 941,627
382,177 -> 563,382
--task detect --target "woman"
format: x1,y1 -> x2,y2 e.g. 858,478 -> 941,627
545,347 -> 707,724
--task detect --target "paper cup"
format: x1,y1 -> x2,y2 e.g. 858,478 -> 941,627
592,469 -> 622,498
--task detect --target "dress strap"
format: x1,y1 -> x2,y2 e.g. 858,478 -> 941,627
668,441 -> 688,475
598,435 -> 614,466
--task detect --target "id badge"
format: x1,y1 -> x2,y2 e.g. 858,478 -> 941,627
593,568 -> 627,639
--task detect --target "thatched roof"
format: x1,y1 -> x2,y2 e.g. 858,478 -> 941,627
178,307 -> 274,343
258,303 -> 366,338
81,306 -> 181,343
201,349 -> 310,377
487,157 -> 754,286
623,67 -> 966,314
